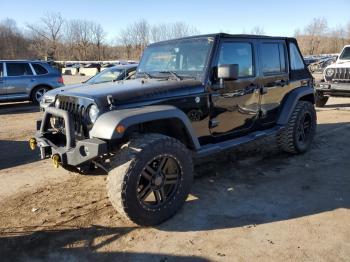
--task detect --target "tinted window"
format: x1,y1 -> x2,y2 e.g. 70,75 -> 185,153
218,42 -> 254,77
339,47 -> 350,60
0,63 -> 3,77
289,43 -> 305,70
32,63 -> 48,75
261,43 -> 287,74
6,63 -> 33,76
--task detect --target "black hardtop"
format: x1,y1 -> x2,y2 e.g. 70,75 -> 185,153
148,33 -> 297,46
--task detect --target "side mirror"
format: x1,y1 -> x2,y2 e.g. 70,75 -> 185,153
217,64 -> 239,81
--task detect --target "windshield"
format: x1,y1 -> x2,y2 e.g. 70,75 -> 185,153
339,47 -> 350,60
87,68 -> 124,84
137,37 -> 214,79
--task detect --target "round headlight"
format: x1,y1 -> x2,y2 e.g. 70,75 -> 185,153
325,68 -> 334,77
88,104 -> 99,123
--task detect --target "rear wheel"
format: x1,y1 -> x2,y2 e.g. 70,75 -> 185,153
107,134 -> 193,226
277,101 -> 317,154
31,86 -> 49,104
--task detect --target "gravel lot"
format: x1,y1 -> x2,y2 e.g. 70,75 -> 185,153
0,76 -> 349,261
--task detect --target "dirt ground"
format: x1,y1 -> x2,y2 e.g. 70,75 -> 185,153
0,76 -> 349,261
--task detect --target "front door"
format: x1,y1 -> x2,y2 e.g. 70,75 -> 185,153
209,39 -> 260,136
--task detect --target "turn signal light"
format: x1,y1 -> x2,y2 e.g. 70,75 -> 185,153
116,125 -> 125,134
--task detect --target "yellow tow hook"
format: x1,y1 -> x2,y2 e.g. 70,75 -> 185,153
29,138 -> 37,151
52,154 -> 61,168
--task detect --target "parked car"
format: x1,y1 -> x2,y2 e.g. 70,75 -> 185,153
315,45 -> 350,107
0,60 -> 63,104
40,64 -> 137,109
30,34 -> 315,226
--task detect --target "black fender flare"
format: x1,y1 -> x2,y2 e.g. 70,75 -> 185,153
277,86 -> 315,125
89,105 -> 201,150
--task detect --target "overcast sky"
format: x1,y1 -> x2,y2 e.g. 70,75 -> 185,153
2,0 -> 350,41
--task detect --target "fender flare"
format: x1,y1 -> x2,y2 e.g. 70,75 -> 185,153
89,105 -> 201,150
277,86 -> 315,125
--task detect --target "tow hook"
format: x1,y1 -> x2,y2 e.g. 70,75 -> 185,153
29,138 -> 37,150
52,154 -> 61,168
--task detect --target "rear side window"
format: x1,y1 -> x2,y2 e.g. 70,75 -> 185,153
261,43 -> 287,74
289,43 -> 305,70
6,63 -> 33,76
32,63 -> 48,75
217,42 -> 254,77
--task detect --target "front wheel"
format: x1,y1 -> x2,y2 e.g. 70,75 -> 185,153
107,134 -> 193,226
277,101 -> 317,154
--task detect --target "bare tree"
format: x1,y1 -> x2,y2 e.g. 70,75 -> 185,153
304,17 -> 328,55
27,12 -> 64,59
150,22 -> 199,42
250,26 -> 265,35
91,23 -> 106,60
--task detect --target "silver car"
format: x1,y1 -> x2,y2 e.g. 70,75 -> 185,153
40,64 -> 137,109
0,60 -> 64,104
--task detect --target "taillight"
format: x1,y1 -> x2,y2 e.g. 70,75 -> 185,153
58,76 -> 64,84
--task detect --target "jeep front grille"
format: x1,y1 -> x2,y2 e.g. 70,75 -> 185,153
58,101 -> 87,137
333,68 -> 350,81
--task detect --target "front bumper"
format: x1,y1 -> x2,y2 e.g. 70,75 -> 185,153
316,82 -> 350,97
33,107 -> 107,167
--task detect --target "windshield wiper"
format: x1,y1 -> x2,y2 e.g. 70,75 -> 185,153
138,72 -> 152,79
159,71 -> 182,81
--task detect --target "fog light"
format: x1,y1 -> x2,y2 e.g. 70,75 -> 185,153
29,138 -> 37,150
52,154 -> 61,168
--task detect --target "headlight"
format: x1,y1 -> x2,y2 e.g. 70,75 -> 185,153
325,68 -> 334,77
88,104 -> 99,123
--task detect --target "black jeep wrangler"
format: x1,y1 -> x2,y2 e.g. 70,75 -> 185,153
30,34 -> 316,226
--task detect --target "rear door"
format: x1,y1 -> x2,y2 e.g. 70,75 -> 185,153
258,40 -> 290,125
0,63 -> 5,96
5,62 -> 36,98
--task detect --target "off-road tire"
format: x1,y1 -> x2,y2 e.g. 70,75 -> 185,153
277,101 -> 316,154
315,92 -> 329,107
107,133 -> 193,226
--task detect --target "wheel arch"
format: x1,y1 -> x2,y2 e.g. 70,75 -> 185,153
90,105 -> 201,150
30,84 -> 53,99
277,86 -> 315,125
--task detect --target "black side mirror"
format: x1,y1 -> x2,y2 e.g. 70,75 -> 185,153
217,64 -> 239,81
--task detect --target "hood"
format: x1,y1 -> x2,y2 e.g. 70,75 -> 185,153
327,61 -> 350,69
59,78 -> 204,107
44,83 -> 86,99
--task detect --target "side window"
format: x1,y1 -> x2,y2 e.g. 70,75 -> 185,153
32,63 -> 48,75
0,63 -> 3,77
289,42 -> 305,70
6,63 -> 33,76
127,70 -> 136,79
260,43 -> 287,75
217,42 -> 254,77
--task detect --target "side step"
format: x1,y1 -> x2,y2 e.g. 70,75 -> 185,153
195,126 -> 284,158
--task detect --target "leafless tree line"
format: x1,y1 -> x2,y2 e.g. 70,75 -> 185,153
0,13 -> 199,61
295,17 -> 350,55
1,13 -> 350,61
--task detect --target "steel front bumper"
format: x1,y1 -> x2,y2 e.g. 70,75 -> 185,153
316,82 -> 350,97
32,107 -> 107,167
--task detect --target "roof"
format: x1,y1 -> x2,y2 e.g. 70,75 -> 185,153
0,60 -> 48,63
149,33 -> 295,46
